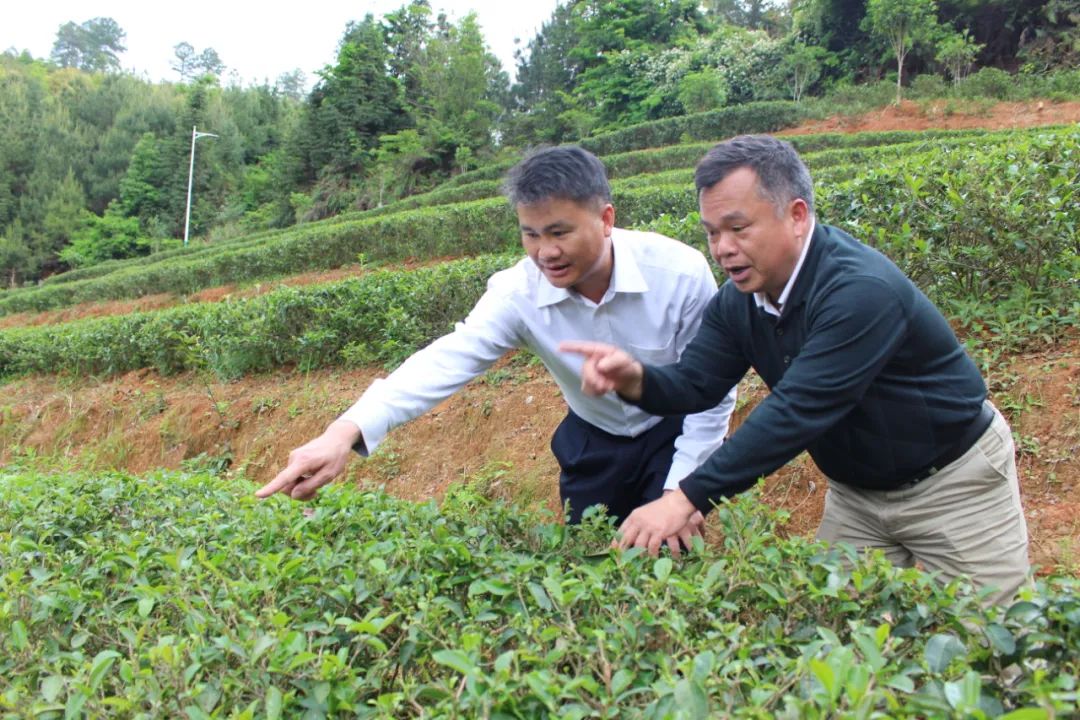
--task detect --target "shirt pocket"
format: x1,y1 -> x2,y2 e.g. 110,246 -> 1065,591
629,335 -> 677,367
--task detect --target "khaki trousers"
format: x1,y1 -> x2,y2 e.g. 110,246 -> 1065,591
816,403 -> 1030,605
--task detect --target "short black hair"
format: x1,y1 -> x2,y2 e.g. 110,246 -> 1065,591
503,146 -> 612,208
695,135 -> 815,215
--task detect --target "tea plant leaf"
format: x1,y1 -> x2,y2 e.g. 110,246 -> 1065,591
88,650 -> 122,691
654,557 -> 673,583
432,649 -> 477,677
40,675 -> 64,703
265,685 -> 283,720
998,709 -> 1050,720
924,633 -> 966,673
673,678 -> 709,719
985,623 -> 1017,655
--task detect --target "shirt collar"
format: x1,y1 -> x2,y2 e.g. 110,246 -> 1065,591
754,218 -> 815,317
536,228 -> 648,308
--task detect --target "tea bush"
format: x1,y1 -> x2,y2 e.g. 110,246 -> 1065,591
579,102 -> 806,156
825,127 -> 1080,345
0,183 -> 702,319
0,254 -> 517,380
0,470 -> 1076,718
7,127 -> 1041,309
2,128 -> 1076,381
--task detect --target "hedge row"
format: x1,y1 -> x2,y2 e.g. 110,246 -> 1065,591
2,129 -> 1076,381
1,470 -> 1076,717
435,126 -> 992,193
579,101 -> 807,156
824,127 -> 1080,315
600,127 -> 998,179
610,130 -> 1032,194
13,126 -> 1010,296
0,185 -> 699,318
364,129 -> 1001,222
0,253 -> 518,380
0,200 -> 518,317
33,224 -> 296,289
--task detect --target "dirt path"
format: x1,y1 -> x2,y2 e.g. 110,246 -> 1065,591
779,99 -> 1080,135
2,338 -> 1077,575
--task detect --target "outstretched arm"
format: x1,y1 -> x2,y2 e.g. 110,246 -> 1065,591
256,280 -> 523,501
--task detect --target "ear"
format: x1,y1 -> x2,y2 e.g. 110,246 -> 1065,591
600,203 -> 615,236
789,198 -> 810,237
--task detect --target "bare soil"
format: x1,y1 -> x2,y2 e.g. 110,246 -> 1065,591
778,99 -> 1080,135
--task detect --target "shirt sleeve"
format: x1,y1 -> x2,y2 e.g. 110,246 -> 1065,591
657,275 -> 910,514
337,280 -> 523,454
663,260 -> 737,490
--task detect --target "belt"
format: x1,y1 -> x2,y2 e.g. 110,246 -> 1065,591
903,402 -> 995,488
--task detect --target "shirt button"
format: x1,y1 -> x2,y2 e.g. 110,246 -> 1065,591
776,327 -> 784,336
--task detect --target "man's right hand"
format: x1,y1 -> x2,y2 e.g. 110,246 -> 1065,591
255,419 -> 361,501
558,341 -> 645,401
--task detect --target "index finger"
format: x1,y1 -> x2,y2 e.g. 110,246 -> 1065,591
255,463 -> 307,499
557,340 -> 616,357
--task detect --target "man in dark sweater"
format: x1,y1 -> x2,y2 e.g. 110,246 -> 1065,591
563,134 -> 1030,604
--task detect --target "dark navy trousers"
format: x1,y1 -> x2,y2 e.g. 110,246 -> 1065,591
550,410 -> 685,525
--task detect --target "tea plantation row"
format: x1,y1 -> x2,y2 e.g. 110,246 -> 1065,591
0,128 -> 1075,381
0,470 -> 1076,718
0,126 -> 1035,316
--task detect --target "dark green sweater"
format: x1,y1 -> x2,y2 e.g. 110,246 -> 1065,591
636,223 -> 988,514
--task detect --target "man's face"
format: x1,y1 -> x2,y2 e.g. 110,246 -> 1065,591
517,197 -> 615,300
699,166 -> 810,303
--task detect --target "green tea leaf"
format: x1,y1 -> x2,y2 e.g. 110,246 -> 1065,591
265,685 -> 283,720
925,633 -> 965,673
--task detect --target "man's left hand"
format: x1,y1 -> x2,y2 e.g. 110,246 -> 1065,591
617,490 -> 699,556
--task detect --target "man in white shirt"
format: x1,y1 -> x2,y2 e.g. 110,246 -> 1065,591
256,146 -> 736,548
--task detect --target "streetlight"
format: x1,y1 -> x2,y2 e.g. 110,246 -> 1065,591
183,125 -> 218,246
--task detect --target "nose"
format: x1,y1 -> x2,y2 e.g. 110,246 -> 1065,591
708,232 -> 735,261
538,240 -> 563,262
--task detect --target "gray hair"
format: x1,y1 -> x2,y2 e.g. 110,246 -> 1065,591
503,146 -> 612,208
695,135 -> 815,216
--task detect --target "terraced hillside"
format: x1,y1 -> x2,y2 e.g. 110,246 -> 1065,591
1,102 -> 1078,717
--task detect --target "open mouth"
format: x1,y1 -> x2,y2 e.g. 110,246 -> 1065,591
725,265 -> 751,283
543,263 -> 572,279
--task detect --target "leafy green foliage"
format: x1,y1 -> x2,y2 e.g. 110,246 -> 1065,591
2,127 -> 1077,380
863,0 -> 941,104
56,205 -> 146,268
49,17 -> 126,73
824,127 -> 1080,347
0,253 -> 516,380
0,470 -> 1076,717
0,199 -> 521,316
579,101 -> 806,156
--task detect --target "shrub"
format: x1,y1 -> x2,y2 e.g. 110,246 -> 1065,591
580,101 -> 807,155
956,67 -> 1016,100
822,128 -> 1080,345
0,470 -> 1076,717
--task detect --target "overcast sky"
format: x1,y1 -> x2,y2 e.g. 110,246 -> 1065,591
2,0 -> 563,87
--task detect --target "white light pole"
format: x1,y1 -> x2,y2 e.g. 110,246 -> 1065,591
183,125 -> 218,246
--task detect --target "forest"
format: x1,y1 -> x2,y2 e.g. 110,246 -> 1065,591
0,0 -> 1077,286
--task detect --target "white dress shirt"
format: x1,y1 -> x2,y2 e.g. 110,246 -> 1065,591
754,219 -> 816,317
339,227 -> 737,489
